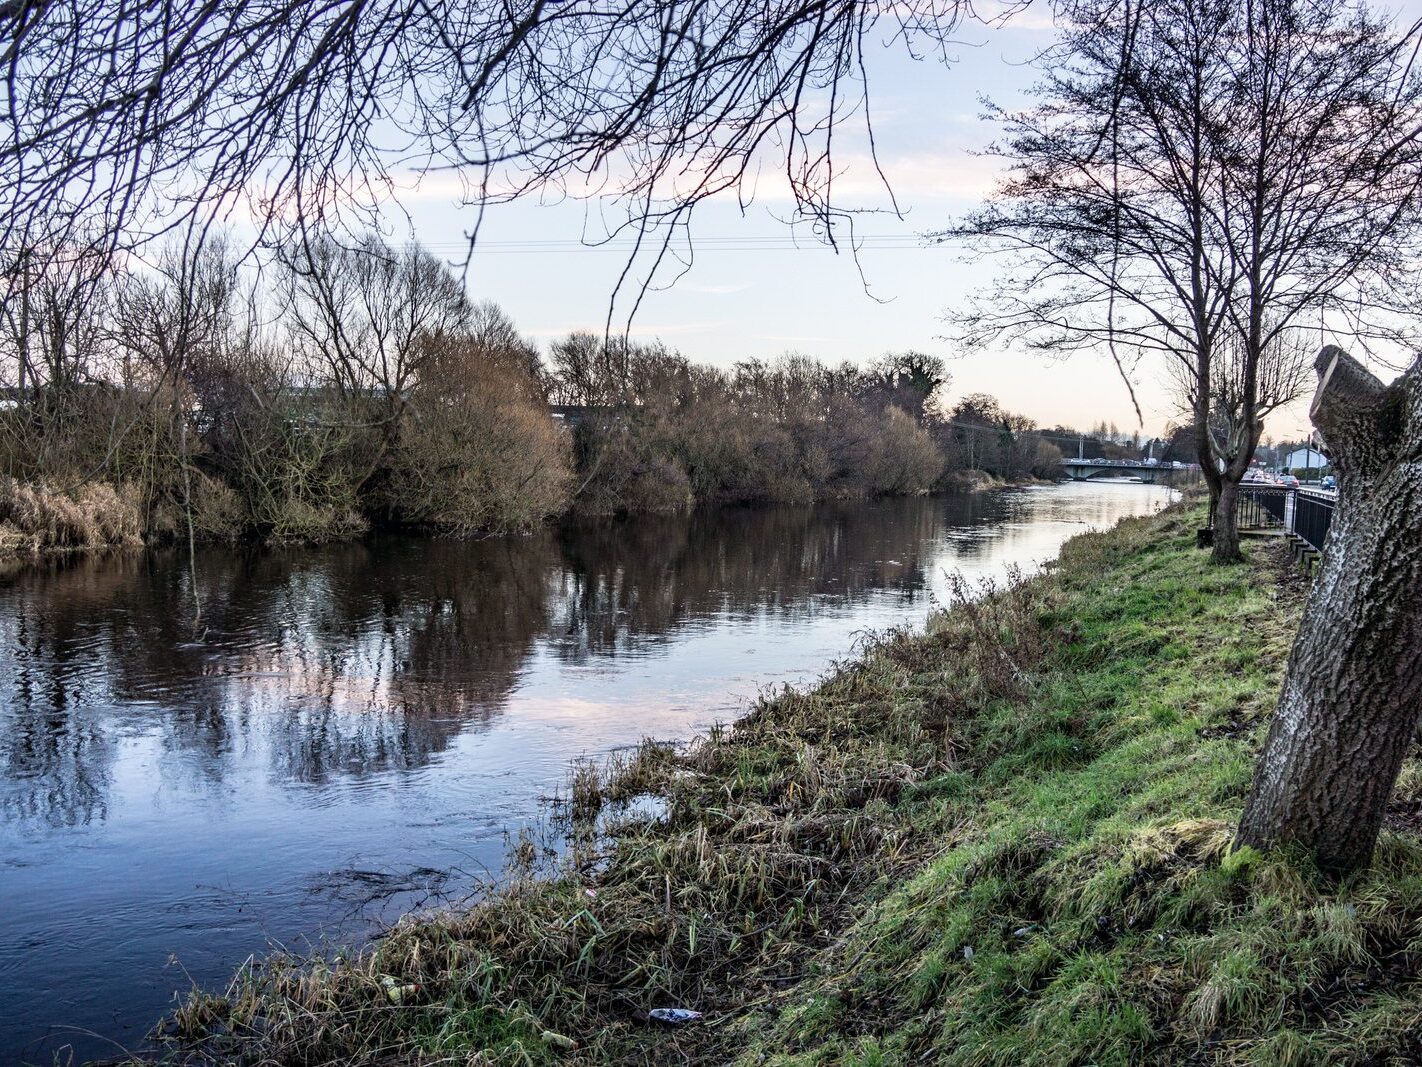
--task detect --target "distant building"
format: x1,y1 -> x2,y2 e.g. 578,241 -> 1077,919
1284,447 -> 1328,469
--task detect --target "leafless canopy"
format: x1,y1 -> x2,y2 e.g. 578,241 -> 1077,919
1169,328 -> 1313,472
2,0 -> 993,316
954,0 -> 1422,371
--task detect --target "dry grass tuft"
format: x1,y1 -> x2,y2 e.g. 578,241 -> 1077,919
0,476 -> 144,552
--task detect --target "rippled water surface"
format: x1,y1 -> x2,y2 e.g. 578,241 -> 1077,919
0,482 -> 1172,1062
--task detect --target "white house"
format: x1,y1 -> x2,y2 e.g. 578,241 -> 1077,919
1283,447 -> 1328,469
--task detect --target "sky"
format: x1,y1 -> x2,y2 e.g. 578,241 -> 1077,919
385,2 -> 1422,442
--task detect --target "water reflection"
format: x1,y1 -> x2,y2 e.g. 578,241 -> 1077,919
0,483 -> 1169,1063
0,495 -> 1012,828
546,500 -> 950,660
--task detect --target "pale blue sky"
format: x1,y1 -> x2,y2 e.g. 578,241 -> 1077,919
385,3 -> 1422,441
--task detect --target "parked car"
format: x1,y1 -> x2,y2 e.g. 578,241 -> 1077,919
1321,475 -> 1337,490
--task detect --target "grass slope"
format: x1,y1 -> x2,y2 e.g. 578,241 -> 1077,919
161,504 -> 1422,1066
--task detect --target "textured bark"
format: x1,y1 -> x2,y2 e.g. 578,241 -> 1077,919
1193,390 -> 1251,565
1213,479 -> 1242,563
1195,390 -> 1228,560
1237,346 -> 1422,874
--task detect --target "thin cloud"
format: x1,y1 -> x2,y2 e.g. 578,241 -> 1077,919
525,321 -> 721,339
750,147 -> 1007,206
971,2 -> 1058,32
684,283 -> 752,295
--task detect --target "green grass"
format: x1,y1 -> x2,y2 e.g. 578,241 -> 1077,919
155,503 -> 1422,1065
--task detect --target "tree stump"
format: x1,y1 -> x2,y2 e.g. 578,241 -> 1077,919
1237,346 -> 1422,874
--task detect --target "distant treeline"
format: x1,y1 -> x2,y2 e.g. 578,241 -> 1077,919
546,336 -> 1069,514
0,235 -> 1097,550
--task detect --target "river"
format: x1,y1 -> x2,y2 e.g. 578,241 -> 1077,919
0,481 -> 1172,1063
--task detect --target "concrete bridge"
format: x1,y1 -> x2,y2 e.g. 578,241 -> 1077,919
1060,459 -> 1175,484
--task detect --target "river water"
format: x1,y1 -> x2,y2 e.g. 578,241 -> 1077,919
0,482 -> 1171,1063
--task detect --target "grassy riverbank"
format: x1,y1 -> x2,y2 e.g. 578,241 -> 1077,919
156,502 -> 1422,1065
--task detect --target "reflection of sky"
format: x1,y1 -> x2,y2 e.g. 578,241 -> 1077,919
0,483 -> 1171,1063
510,484 -> 1173,748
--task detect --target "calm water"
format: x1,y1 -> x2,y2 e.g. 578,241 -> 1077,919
0,482 -> 1171,1063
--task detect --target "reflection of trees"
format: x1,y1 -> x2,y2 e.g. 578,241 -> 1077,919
0,554 -> 147,827
0,493 -> 1054,828
545,497 -> 949,661
0,536 -> 564,823
146,536 -> 565,783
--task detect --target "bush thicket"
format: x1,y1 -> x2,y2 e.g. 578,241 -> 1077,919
0,233 -> 1071,547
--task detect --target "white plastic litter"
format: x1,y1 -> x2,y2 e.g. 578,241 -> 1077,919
648,1008 -> 703,1024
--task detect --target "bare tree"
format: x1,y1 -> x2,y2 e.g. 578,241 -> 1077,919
109,239 -> 245,533
114,238 -> 242,398
0,240 -> 115,472
548,332 -> 634,409
282,237 -> 469,397
279,235 -> 470,493
0,241 -> 112,396
951,0 -> 1422,560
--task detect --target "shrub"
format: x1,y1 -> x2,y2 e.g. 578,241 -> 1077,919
386,335 -> 572,533
863,406 -> 944,494
571,425 -> 693,515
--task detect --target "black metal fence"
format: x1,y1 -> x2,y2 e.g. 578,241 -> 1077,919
1238,485 -> 1289,530
1293,490 -> 1335,553
1237,485 -> 1335,556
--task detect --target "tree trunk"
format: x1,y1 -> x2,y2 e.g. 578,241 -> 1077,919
1212,477 -> 1243,563
1237,346 -> 1422,875
1194,389 -> 1226,554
